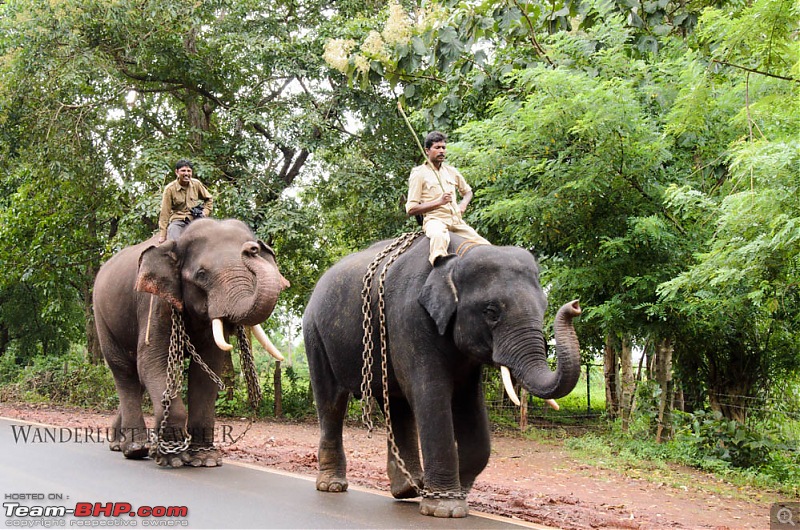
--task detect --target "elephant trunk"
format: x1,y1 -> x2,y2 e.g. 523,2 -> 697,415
498,300 -> 582,400
208,242 -> 288,327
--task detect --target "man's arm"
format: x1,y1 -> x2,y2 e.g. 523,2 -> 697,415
457,188 -> 473,215
454,169 -> 473,215
405,167 -> 452,217
407,194 -> 453,217
199,182 -> 213,217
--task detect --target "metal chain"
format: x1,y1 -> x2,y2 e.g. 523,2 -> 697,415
153,308 -> 193,455
360,232 -> 421,432
154,308 -> 227,456
236,326 -> 263,411
360,231 -> 423,495
422,490 -> 468,500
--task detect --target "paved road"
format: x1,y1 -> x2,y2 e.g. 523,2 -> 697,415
1,417 -> 545,529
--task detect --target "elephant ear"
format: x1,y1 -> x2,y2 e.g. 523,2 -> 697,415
135,242 -> 183,311
258,240 -> 276,258
418,258 -> 459,335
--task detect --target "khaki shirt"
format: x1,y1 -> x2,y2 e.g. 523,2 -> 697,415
405,163 -> 471,226
158,178 -> 213,238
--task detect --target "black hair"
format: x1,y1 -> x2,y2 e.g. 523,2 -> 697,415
175,159 -> 194,171
424,131 -> 447,150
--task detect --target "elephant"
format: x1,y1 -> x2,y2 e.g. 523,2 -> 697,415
303,233 -> 581,518
93,218 -> 289,467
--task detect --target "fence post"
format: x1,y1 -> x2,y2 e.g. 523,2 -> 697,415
586,363 -> 591,415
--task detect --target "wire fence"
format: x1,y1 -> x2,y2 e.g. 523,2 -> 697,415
481,364 -> 800,445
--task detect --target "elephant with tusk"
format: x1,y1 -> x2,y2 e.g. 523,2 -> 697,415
304,233 -> 581,518
93,218 -> 289,467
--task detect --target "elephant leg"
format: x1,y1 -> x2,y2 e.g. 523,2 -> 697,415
306,329 -> 350,493
107,365 -> 149,459
415,392 -> 468,518
109,412 -> 122,452
183,351 -> 228,468
453,379 -> 491,493
386,397 -> 423,499
139,349 -> 189,468
315,388 -> 350,493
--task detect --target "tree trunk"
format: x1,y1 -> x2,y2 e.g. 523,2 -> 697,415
519,388 -> 529,431
82,214 -> 103,363
273,360 -> 283,418
604,334 -> 620,419
619,336 -> 635,431
655,337 -> 674,443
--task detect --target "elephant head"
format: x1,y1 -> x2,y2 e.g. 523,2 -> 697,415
134,218 -> 289,354
418,245 -> 581,401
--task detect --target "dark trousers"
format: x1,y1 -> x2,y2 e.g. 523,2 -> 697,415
167,219 -> 191,241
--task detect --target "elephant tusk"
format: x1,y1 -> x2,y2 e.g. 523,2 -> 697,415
500,366 -> 521,406
545,399 -> 559,411
250,324 -> 285,362
212,319 -> 233,351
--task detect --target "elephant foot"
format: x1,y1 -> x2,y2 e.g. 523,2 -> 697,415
181,447 -> 222,467
154,452 -> 185,467
388,460 -> 422,499
316,472 -> 348,493
419,497 -> 468,518
121,441 -> 150,460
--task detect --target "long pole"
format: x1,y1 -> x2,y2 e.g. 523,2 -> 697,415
396,100 -> 446,192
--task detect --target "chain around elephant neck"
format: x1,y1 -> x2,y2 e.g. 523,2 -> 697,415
360,231 -> 423,495
155,309 -> 263,457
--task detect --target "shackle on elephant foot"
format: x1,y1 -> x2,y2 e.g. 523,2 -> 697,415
181,447 -> 222,467
153,451 -> 185,468
419,497 -> 468,518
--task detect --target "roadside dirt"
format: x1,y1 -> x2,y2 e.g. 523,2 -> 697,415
0,402 -> 779,529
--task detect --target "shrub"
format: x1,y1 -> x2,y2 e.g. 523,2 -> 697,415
678,410 -> 775,469
1,348 -> 118,409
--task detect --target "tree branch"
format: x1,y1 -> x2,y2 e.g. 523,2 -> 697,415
712,59 -> 798,83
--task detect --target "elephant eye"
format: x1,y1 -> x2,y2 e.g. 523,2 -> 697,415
483,303 -> 501,324
194,268 -> 207,282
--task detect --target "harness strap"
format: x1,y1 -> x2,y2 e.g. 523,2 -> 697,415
455,240 -> 481,257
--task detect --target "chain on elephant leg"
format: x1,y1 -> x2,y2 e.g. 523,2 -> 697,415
419,494 -> 468,518
150,426 -> 191,467
181,446 -> 222,467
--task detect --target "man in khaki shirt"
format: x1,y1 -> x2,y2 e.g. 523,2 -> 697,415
157,160 -> 213,244
405,131 -> 489,266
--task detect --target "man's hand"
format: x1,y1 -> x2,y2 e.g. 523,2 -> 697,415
158,235 -> 166,244
439,192 -> 453,206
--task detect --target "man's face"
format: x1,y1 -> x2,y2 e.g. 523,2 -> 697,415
425,141 -> 446,167
176,165 -> 193,186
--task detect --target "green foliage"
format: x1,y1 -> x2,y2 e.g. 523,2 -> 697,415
215,356 -> 316,420
266,365 -> 316,419
566,413 -> 800,495
0,348 -> 118,409
678,410 -> 775,468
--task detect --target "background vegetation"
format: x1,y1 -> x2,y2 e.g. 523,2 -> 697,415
1,0 -> 797,496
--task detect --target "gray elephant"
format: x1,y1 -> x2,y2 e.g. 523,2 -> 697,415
303,233 -> 581,518
93,218 -> 289,467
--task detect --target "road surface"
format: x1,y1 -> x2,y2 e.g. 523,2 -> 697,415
1,417 -> 547,529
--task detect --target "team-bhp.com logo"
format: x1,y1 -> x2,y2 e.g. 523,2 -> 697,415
4,501 -> 188,526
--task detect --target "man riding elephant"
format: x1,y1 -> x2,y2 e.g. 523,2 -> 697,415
157,159 -> 213,244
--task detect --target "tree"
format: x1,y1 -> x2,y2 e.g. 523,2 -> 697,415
0,0 -> 410,362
